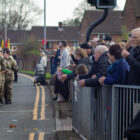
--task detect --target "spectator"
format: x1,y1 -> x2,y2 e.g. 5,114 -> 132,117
80,43 -> 93,62
99,44 -> 130,85
104,36 -> 115,47
122,27 -> 140,85
60,41 -> 70,68
40,52 -> 47,75
119,42 -> 127,50
51,44 -> 61,75
61,48 -> 91,81
79,45 -> 110,87
122,28 -> 140,140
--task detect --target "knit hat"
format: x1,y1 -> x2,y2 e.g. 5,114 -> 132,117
80,43 -> 92,49
104,36 -> 112,41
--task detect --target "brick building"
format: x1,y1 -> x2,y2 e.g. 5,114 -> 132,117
123,0 -> 140,30
31,22 -> 79,49
3,22 -> 79,51
78,10 -> 123,43
79,0 -> 140,43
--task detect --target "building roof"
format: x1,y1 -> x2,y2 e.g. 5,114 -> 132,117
7,30 -> 30,44
81,10 -> 123,34
31,26 -> 79,41
132,0 -> 140,17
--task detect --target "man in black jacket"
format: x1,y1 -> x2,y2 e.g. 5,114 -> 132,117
122,27 -> 140,85
79,45 -> 110,87
122,27 -> 140,140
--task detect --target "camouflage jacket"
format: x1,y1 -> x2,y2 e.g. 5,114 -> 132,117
0,56 -> 6,81
5,56 -> 18,81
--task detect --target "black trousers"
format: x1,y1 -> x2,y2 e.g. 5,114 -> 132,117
54,76 -> 70,101
14,71 -> 18,82
125,111 -> 140,140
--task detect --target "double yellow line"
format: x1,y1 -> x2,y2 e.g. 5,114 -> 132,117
29,132 -> 45,140
19,74 -> 46,120
19,74 -> 46,140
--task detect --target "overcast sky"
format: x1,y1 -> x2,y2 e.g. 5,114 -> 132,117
33,0 -> 126,26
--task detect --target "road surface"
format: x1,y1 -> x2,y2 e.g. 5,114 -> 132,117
0,74 -> 56,140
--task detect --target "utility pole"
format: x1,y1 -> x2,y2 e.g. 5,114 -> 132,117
5,0 -> 7,43
44,0 -> 46,50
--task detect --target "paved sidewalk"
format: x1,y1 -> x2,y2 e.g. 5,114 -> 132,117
50,85 -> 82,140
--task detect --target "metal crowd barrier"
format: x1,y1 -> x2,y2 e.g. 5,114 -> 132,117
72,81 -> 140,140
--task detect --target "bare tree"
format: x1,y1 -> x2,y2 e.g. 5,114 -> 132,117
63,0 -> 95,26
0,0 -> 42,31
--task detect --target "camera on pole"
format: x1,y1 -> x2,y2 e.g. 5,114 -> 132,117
87,0 -> 116,9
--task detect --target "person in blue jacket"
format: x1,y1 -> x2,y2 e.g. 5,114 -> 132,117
99,44 -> 130,85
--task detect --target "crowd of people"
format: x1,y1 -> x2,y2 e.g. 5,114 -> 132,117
49,27 -> 140,140
0,48 -> 18,106
50,27 -> 140,102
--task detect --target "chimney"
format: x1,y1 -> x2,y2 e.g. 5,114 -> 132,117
58,22 -> 63,31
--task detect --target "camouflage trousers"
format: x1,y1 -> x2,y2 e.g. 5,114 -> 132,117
0,80 -> 5,100
4,80 -> 13,100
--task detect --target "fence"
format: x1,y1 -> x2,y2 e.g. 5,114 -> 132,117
19,60 -> 51,72
72,82 -> 140,140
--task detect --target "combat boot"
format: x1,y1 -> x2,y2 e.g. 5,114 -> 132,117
0,99 -> 3,106
5,99 -> 11,104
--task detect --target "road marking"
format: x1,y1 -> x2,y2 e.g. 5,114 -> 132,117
33,86 -> 40,120
19,74 -> 40,120
19,74 -> 46,120
29,133 -> 35,140
40,86 -> 45,120
38,132 -> 45,140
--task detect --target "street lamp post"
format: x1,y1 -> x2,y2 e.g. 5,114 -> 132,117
44,0 -> 46,50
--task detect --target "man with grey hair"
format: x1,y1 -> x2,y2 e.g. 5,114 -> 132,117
123,27 -> 140,140
79,45 -> 110,87
122,27 -> 140,85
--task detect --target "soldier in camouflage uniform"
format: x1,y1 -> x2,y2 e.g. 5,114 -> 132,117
0,49 -> 6,105
3,48 -> 17,104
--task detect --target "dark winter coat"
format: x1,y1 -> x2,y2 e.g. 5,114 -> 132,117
104,58 -> 130,85
67,57 -> 92,80
79,51 -> 110,87
126,46 -> 140,85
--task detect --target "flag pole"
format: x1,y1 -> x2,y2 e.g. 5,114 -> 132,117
44,0 -> 46,50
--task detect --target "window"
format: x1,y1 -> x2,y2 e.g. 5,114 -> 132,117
47,41 -> 53,49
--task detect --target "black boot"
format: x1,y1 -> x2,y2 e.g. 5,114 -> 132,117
0,100 -> 3,106
5,99 -> 11,104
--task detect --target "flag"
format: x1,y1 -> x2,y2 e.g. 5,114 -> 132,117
8,39 -> 10,49
1,39 -> 4,48
5,40 -> 8,48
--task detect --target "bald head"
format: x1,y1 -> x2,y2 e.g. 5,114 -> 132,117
95,45 -> 108,54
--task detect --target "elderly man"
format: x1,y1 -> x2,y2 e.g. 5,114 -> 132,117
122,27 -> 140,85
123,27 -> 140,140
79,45 -> 110,87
